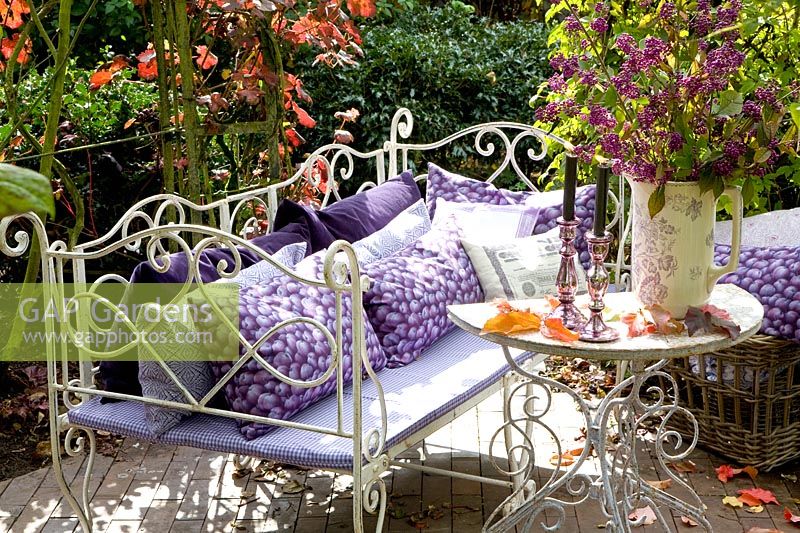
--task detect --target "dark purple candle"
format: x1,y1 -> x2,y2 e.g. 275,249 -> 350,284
594,164 -> 610,236
563,153 -> 577,220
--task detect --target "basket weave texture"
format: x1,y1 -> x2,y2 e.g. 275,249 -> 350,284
664,334 -> 800,469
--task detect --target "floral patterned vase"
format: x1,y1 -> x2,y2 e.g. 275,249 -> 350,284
627,178 -> 742,318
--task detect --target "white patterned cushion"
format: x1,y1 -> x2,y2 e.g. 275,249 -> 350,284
217,241 -> 307,288
433,199 -> 539,242
351,199 -> 431,265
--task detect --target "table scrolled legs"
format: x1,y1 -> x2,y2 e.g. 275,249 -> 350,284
485,351 -> 711,533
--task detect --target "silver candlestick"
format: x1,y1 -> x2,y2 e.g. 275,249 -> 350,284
547,217 -> 587,330
579,231 -> 620,342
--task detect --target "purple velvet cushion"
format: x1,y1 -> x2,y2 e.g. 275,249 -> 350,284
99,223 -> 313,399
210,252 -> 387,440
274,171 -> 420,252
714,244 -> 800,342
362,216 -> 484,367
425,162 -> 596,270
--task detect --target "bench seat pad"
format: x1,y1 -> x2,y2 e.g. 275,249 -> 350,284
68,328 -> 534,470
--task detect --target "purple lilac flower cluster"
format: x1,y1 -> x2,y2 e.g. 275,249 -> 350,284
536,0 -> 789,195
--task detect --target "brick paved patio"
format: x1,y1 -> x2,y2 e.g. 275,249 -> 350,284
2,389 -> 799,533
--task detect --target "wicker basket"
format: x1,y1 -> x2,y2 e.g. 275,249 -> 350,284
663,334 -> 800,470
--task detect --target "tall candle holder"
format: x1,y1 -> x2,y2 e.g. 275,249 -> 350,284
579,231 -> 620,342
546,217 -> 587,330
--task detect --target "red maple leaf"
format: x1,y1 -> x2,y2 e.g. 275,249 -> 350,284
195,45 -> 218,70
737,488 -> 779,505
715,464 -> 741,483
346,0 -> 376,17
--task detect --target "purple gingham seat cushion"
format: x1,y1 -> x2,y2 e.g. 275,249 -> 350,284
68,328 -> 535,470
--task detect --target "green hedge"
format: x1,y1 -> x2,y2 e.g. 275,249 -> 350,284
292,2 -> 551,187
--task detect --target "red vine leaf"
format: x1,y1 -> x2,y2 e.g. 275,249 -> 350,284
737,488 -> 779,506
195,45 -> 218,70
1,33 -> 31,64
785,507 -> 800,524
334,129 -> 354,144
89,70 -> 114,91
685,306 -> 741,339
291,101 -> 316,128
0,0 -> 30,30
346,0 -> 377,17
285,128 -> 304,148
715,464 -> 742,483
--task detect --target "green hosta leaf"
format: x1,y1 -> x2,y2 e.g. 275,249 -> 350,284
712,90 -> 743,117
648,186 -> 666,218
0,164 -> 54,219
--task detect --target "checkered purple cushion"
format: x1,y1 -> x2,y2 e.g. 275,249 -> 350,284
69,328 -> 536,470
210,252 -> 387,440
362,216 -> 484,367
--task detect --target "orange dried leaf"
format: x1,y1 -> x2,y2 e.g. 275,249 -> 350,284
743,465 -> 759,480
548,452 -> 575,467
482,310 -> 541,336
738,493 -> 763,507
745,528 -> 785,533
738,488 -> 779,505
647,304 -> 685,335
89,70 -> 114,91
621,311 -> 656,337
680,516 -> 699,527
645,479 -> 672,490
291,101 -> 316,128
542,317 -> 580,342
667,460 -> 698,473
545,294 -> 560,310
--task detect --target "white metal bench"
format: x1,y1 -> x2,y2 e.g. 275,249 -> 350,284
0,108 -> 627,532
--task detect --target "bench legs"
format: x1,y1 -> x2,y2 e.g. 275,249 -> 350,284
52,421 -> 97,531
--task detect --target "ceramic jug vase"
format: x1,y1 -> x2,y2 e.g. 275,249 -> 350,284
627,178 -> 743,318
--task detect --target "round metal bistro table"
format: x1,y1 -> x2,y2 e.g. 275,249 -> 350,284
447,284 -> 764,533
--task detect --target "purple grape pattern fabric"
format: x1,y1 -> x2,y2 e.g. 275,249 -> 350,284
362,216 -> 484,367
533,186 -> 596,271
715,244 -> 800,342
210,253 -> 387,440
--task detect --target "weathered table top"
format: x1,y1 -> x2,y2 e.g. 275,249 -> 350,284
447,284 -> 763,361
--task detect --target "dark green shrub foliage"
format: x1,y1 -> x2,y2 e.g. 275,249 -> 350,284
293,2 -> 550,186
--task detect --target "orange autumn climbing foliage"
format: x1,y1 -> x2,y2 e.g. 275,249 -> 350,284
88,0 -> 375,154
0,1 -> 32,71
